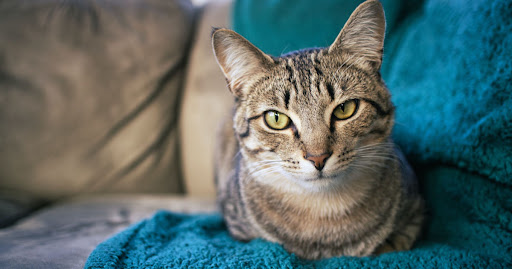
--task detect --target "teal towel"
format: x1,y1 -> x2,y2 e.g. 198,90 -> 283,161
232,0 -> 409,56
85,0 -> 512,267
85,209 -> 508,268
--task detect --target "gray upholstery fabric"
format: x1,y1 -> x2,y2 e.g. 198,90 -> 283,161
0,191 -> 46,228
0,0 -> 195,211
0,194 -> 217,269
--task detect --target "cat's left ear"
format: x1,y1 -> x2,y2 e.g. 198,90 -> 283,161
328,0 -> 386,69
212,28 -> 274,98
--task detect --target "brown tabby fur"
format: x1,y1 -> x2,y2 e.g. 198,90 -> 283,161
212,0 -> 424,260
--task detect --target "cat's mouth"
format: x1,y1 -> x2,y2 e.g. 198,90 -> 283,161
301,160 -> 354,182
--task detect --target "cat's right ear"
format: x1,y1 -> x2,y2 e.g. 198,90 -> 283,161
212,28 -> 274,98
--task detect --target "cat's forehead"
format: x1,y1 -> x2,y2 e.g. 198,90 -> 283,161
271,48 -> 371,83
275,48 -> 327,71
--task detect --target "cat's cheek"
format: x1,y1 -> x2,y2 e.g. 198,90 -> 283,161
240,133 -> 263,152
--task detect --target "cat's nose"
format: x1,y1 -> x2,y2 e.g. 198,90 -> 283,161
304,152 -> 332,171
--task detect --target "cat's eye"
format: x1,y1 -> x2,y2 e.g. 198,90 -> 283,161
264,111 -> 290,130
333,100 -> 359,120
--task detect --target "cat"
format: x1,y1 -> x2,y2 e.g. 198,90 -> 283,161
212,0 -> 424,260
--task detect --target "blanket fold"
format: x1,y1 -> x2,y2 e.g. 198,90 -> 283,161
85,188 -> 510,269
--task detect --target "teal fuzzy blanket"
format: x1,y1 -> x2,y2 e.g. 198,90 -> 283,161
85,0 -> 512,267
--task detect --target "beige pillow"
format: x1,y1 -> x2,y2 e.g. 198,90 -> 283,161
0,0 -> 195,202
180,0 -> 233,198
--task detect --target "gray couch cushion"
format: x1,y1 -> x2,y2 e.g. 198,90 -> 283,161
0,194 -> 216,269
0,0 -> 195,208
0,191 -> 45,228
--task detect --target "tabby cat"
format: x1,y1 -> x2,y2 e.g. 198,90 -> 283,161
212,0 -> 423,260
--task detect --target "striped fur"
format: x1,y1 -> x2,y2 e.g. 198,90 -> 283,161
213,0 -> 423,260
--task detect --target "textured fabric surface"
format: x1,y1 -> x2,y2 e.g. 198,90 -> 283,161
0,195 -> 216,269
0,192 -> 45,228
85,203 -> 508,269
382,0 -> 512,184
86,0 -> 512,267
0,0 -> 194,204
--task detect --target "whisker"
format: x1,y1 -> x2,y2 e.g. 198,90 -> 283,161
356,156 -> 399,166
357,146 -> 395,151
246,161 -> 284,175
251,160 -> 284,165
248,166 -> 282,178
348,163 -> 382,175
357,153 -> 397,160
232,150 -> 242,162
246,161 -> 283,175
356,142 -> 396,151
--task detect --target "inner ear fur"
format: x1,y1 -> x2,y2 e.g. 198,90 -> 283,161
328,0 -> 386,68
212,28 -> 274,97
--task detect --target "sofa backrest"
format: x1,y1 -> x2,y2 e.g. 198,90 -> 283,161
0,0 -> 195,203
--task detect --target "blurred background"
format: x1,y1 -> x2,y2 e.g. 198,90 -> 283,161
0,0 -> 510,268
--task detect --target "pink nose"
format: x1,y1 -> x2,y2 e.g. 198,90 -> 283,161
304,152 -> 332,171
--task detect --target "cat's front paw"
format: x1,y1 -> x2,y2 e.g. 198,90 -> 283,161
374,240 -> 396,255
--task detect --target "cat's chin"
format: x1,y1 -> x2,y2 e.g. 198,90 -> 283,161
293,165 -> 351,182
290,171 -> 349,191
305,170 -> 343,180
288,166 -> 371,192
256,165 -> 365,193
293,178 -> 341,193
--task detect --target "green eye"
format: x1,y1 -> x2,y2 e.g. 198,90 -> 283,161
264,111 -> 290,130
333,100 -> 359,120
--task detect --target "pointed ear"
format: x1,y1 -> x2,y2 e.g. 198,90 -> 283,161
212,29 -> 274,98
328,0 -> 386,68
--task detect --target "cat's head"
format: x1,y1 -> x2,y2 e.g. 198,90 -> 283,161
212,0 -> 395,191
